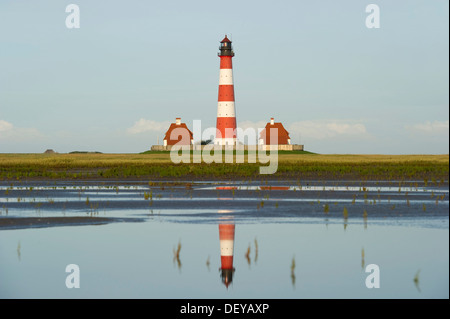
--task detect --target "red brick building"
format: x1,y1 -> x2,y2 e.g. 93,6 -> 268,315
163,118 -> 193,146
259,118 -> 291,146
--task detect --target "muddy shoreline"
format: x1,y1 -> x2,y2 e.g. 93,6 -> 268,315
0,216 -> 116,230
1,178 -> 448,230
1,171 -> 448,183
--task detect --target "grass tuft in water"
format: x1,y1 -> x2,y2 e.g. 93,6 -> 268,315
343,207 -> 349,219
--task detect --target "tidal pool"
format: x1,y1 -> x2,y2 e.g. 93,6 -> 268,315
0,180 -> 448,299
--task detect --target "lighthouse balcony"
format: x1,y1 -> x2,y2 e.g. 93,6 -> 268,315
218,49 -> 235,57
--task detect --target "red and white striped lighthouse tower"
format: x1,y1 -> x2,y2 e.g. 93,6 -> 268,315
215,35 -> 237,146
218,213 -> 235,288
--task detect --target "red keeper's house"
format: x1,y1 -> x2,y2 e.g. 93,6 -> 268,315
259,117 -> 291,147
163,118 -> 194,147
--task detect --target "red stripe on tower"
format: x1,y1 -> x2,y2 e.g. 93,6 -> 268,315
215,35 -> 237,146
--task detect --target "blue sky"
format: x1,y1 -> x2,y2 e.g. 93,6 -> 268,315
0,0 -> 448,154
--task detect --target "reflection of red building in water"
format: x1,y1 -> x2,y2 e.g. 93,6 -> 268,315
259,186 -> 290,191
218,211 -> 235,288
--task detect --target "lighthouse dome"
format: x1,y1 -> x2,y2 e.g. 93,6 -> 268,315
221,35 -> 231,43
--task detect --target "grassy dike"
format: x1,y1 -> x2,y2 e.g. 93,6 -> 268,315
0,152 -> 448,182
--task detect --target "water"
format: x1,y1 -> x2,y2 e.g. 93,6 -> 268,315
0,180 -> 448,299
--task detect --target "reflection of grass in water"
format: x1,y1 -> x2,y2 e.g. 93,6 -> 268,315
363,209 -> 368,229
89,203 -> 99,215
1,205 -> 9,215
144,191 -> 153,201
290,256 -> 296,288
245,245 -> 251,265
17,241 -> 21,262
173,241 -> 182,270
34,203 -> 42,212
413,270 -> 421,292
206,255 -> 210,271
361,248 -> 365,270
254,238 -> 259,263
343,207 -> 349,230
343,207 -> 349,219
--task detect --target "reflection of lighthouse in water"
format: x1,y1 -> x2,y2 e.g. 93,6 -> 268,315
218,210 -> 235,288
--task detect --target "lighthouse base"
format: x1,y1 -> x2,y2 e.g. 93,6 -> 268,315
214,138 -> 237,146
150,144 -> 305,151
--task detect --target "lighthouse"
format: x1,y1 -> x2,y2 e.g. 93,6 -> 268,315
218,210 -> 235,288
215,35 -> 237,146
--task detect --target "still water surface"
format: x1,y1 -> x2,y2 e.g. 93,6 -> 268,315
0,180 -> 448,298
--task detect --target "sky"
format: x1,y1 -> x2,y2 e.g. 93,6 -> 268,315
0,0 -> 448,154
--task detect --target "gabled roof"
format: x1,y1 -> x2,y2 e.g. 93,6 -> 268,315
259,122 -> 290,145
163,122 -> 193,145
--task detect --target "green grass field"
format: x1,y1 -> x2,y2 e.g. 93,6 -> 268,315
0,152 -> 448,181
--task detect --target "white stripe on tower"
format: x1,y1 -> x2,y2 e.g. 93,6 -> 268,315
219,69 -> 234,85
217,102 -> 235,117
